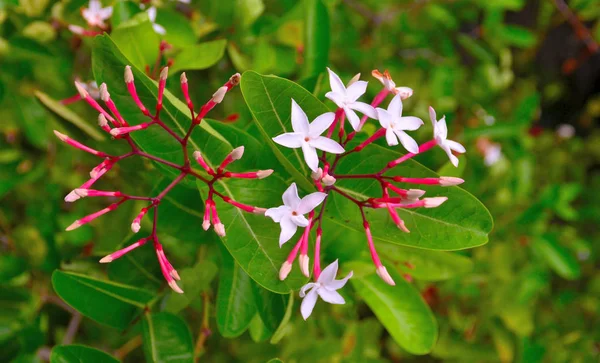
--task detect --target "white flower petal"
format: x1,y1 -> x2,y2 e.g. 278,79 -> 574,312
429,106 -> 437,126
291,214 -> 309,227
308,112 -> 335,137
395,130 -> 419,154
327,271 -> 353,290
446,140 -> 466,153
265,205 -> 290,223
299,282 -> 316,297
376,108 -> 392,129
318,289 -> 345,304
272,132 -> 303,148
325,91 -> 345,108
436,117 -> 448,139
318,259 -> 339,284
310,137 -> 344,154
397,116 -> 424,131
346,80 -> 368,102
297,192 -> 327,214
291,99 -> 309,134
344,107 -> 360,131
440,144 -> 459,167
98,7 -> 113,19
300,288 -> 319,320
279,216 -> 298,246
301,143 -> 319,172
388,94 -> 403,117
282,183 -> 301,209
153,23 -> 166,35
147,7 -> 157,22
89,0 -> 101,12
386,128 -> 399,146
327,68 -> 346,95
350,101 -> 378,119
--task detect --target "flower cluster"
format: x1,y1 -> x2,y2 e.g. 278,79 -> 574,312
57,67 -> 273,293
266,68 -> 466,319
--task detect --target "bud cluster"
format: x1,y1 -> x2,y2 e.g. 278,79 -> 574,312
57,66 -> 272,293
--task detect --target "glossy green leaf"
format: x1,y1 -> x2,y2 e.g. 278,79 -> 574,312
111,14 -> 160,70
142,312 -> 194,363
50,345 -> 119,363
216,249 -> 257,338
170,39 -> 228,73
35,91 -> 105,141
252,283 -> 287,334
51,270 -> 154,330
93,35 -> 307,293
301,0 -> 330,80
270,293 -> 294,344
241,71 -> 493,251
351,268 -> 437,355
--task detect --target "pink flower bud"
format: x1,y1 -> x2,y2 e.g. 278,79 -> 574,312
424,197 -> 448,208
439,176 -> 464,186
279,261 -> 292,281
212,86 -> 228,104
321,174 -> 336,186
376,266 -> 396,286
299,254 -> 310,277
214,223 -> 226,237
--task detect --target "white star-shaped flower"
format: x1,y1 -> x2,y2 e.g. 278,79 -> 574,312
272,99 -> 344,172
265,183 -> 326,246
147,7 -> 166,35
376,94 -> 424,153
299,260 -> 353,320
372,69 -> 414,100
325,68 -> 377,131
82,0 -> 113,28
429,106 -> 466,167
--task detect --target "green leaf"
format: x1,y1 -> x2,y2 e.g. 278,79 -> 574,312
142,312 -> 194,363
499,25 -> 536,48
351,268 -> 437,355
155,9 -> 196,47
93,34 -> 307,293
216,248 -> 257,337
270,293 -> 294,344
170,40 -> 228,73
164,260 -> 218,313
532,237 -> 581,280
301,0 -> 330,80
252,283 -> 287,334
50,345 -> 119,363
111,1 -> 142,28
51,270 -> 154,330
111,14 -> 160,70
234,0 -> 265,28
35,91 -> 104,141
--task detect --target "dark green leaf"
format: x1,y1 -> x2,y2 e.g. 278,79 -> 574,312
111,14 -> 160,70
170,40 -> 227,73
50,345 -> 119,363
301,0 -> 330,80
142,312 -> 194,363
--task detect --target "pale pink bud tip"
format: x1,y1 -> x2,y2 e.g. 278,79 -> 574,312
347,73 -> 361,87
439,176 -> 464,187
322,175 -> 336,186
231,146 -> 244,160
214,223 -> 226,237
253,207 -> 267,215
109,129 -> 121,137
407,189 -> 426,200
66,221 -> 82,231
279,261 -> 292,281
99,83 -> 110,101
74,82 -> 88,98
131,222 -> 141,233
124,66 -> 134,83
99,255 -> 113,263
212,86 -> 228,104
311,168 -> 323,181
180,72 -> 188,84
376,266 -> 396,286
64,191 -> 79,203
397,220 -> 410,233
230,73 -> 241,86
98,114 -> 108,127
68,25 -> 85,35
299,254 -> 310,277
192,150 -> 201,159
170,269 -> 181,281
159,67 -> 169,81
424,197 -> 448,208
53,130 -> 68,142
169,280 -> 184,294
257,169 -> 273,179
202,220 -> 210,231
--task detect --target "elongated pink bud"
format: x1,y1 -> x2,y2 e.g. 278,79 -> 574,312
279,261 -> 292,281
97,114 -> 112,133
194,73 -> 242,123
155,246 -> 183,294
392,176 -> 440,185
386,205 -> 410,233
99,237 -> 150,263
180,72 -> 194,110
110,122 -> 154,137
193,151 -> 214,175
99,83 -> 127,127
376,266 -> 396,286
131,207 -> 149,233
393,197 -> 448,209
89,159 -> 112,179
217,146 -> 244,173
156,67 -> 168,113
439,177 -> 464,186
75,82 -> 118,126
68,25 -> 102,37
311,168 -> 323,181
202,200 -> 211,231
210,203 -> 226,236
53,130 -> 108,157
124,66 -> 150,116
313,227 -> 323,279
299,254 -> 310,278
212,86 -> 228,104
66,201 -> 124,231
224,169 -> 273,179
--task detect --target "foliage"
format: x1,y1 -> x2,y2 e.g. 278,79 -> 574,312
1,0 -> 599,362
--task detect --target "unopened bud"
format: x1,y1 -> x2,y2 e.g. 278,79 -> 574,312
214,223 -> 226,236
159,67 -> 169,81
299,254 -> 310,277
439,176 -> 464,187
124,65 -> 134,83
68,25 -> 85,35
99,83 -> 110,101
424,197 -> 448,208
64,190 -> 81,202
257,169 -> 273,179
169,280 -> 184,294
99,255 -> 113,263
397,219 -> 410,233
74,82 -> 89,98
202,220 -> 210,231
230,146 -> 244,160
98,114 -> 108,127
229,73 -> 241,86
321,175 -> 336,186
170,269 -> 181,281
131,222 -> 141,233
53,130 -> 68,142
212,86 -> 228,104
279,261 -> 292,280
407,189 -> 426,200
376,266 -> 396,286
66,221 -> 82,231
311,168 -> 323,181
180,72 -> 188,84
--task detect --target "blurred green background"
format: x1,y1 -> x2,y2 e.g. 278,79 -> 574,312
1,0 -> 599,362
